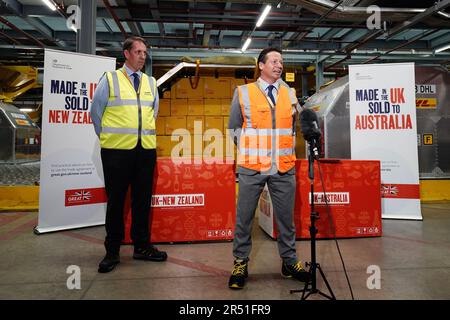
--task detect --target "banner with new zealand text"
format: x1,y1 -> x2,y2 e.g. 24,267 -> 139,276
349,63 -> 422,220
36,49 -> 116,233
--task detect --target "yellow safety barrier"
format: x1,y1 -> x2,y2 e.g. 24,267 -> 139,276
0,186 -> 39,211
420,180 -> 450,203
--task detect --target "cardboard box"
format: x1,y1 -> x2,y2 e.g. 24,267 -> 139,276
221,99 -> 232,115
165,116 -> 187,135
230,78 -> 246,97
204,78 -> 231,99
223,116 -> 229,132
203,132 -> 226,159
170,134 -> 190,157
174,77 -> 204,99
171,134 -> 205,157
223,128 -> 237,159
188,135 -> 204,156
171,84 -> 177,100
205,116 -> 223,133
158,99 -> 171,116
171,134 -> 204,157
156,136 -> 172,157
203,132 -> 236,159
156,117 -> 166,135
162,90 -> 171,99
204,99 -> 222,116
203,141 -> 222,159
187,99 -> 204,115
186,116 -> 204,134
157,134 -> 194,158
171,99 -> 188,116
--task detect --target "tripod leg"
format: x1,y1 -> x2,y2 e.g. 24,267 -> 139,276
289,277 -> 312,296
317,265 -> 336,300
301,279 -> 311,300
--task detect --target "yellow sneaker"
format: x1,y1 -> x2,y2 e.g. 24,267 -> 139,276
282,261 -> 311,282
228,259 -> 248,289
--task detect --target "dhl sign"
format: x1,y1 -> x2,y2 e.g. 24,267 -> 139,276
416,98 -> 437,109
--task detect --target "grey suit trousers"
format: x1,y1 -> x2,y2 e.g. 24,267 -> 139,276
233,167 -> 298,265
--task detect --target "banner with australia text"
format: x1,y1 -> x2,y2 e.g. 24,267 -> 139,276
36,49 -> 116,233
349,63 -> 421,220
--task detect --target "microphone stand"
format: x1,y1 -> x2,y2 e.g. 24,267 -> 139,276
290,138 -> 336,300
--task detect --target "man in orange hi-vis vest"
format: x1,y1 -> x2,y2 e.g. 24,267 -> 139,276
227,47 -> 310,289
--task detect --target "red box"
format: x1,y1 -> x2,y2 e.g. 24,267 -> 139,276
258,159 -> 382,239
124,158 -> 236,243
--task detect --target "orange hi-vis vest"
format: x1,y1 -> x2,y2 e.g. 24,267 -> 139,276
237,80 -> 297,173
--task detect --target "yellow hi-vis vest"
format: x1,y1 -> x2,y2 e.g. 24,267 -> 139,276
237,81 -> 297,173
100,68 -> 157,149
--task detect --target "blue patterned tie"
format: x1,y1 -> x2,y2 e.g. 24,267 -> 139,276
132,72 -> 140,92
267,85 -> 276,105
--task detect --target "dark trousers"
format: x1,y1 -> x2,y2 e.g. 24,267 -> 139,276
101,144 -> 156,254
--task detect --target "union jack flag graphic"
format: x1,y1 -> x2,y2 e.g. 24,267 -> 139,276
382,185 -> 398,196
65,188 -> 107,207
73,190 -> 92,201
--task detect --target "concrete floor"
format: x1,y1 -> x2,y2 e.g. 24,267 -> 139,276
0,203 -> 449,300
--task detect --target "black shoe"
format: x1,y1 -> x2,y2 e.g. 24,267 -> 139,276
98,253 -> 120,273
133,245 -> 167,261
228,259 -> 248,290
282,261 -> 311,282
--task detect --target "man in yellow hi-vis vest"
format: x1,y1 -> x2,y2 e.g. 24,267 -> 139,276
227,47 -> 310,289
91,37 -> 167,273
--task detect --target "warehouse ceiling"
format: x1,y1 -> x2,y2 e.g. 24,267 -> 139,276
0,0 -> 450,70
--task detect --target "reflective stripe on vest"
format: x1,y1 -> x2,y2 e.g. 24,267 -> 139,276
237,81 -> 296,173
239,148 -> 295,156
239,85 -> 253,128
100,70 -> 157,150
102,127 -> 156,136
279,79 -> 299,106
242,128 -> 293,136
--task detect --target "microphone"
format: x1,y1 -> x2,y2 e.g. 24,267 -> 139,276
299,108 -> 322,159
300,108 -> 321,141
